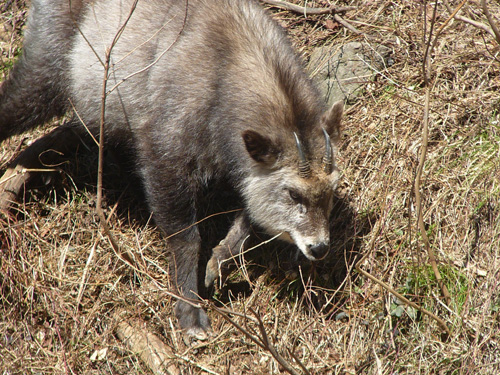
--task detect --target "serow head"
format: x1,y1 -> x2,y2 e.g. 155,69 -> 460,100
241,101 -> 343,261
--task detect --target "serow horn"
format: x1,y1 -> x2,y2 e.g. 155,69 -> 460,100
321,128 -> 333,174
293,132 -> 311,178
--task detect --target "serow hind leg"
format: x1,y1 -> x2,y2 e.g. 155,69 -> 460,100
140,155 -> 211,338
205,212 -> 251,288
0,123 -> 84,211
162,225 -> 210,340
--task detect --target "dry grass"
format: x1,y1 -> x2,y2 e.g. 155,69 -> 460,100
1,0 -> 500,374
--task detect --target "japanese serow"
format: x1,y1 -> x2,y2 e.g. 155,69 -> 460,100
0,0 -> 343,338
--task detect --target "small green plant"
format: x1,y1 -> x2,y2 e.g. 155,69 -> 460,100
403,264 -> 469,315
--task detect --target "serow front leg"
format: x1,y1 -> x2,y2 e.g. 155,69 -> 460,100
205,212 -> 251,288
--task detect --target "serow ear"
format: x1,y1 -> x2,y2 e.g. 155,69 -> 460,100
242,130 -> 278,165
321,100 -> 343,141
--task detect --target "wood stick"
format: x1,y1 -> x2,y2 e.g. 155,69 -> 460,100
115,316 -> 180,375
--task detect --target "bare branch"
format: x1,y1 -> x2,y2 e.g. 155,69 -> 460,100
94,0 -> 139,264
355,259 -> 451,337
259,0 -> 366,38
481,0 -> 500,45
333,13 -> 365,37
443,0 -> 499,42
260,0 -> 354,16
418,1 -> 453,307
251,308 -> 308,375
211,305 -> 306,375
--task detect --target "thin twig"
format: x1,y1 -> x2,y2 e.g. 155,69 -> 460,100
68,99 -> 99,146
69,0 -> 105,68
333,14 -> 365,37
95,0 -> 139,264
211,305 -> 305,375
418,0 -> 452,307
481,0 -> 500,45
251,308 -> 308,375
260,0 -> 354,16
260,0 -> 366,37
165,208 -> 243,240
443,0 -> 498,41
355,261 -> 451,336
106,7 -> 188,95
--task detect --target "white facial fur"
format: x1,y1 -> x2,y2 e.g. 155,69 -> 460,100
242,166 -> 339,260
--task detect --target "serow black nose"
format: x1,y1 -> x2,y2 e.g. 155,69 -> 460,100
309,243 -> 330,260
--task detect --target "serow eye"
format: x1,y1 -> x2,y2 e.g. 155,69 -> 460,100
288,189 -> 302,203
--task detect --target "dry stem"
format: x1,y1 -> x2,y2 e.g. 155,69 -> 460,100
211,305 -> 307,375
260,0 -> 365,37
355,260 -> 451,336
481,0 -> 500,45
260,0 -> 354,16
443,0 -> 499,43
418,0 -> 454,307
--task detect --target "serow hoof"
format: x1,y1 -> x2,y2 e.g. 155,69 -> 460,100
175,300 -> 212,340
204,256 -> 220,288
